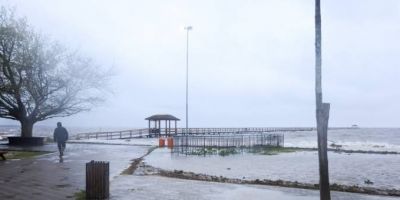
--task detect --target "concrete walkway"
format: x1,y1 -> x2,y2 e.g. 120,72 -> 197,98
1,143 -> 398,200
0,143 -> 149,200
111,175 -> 399,200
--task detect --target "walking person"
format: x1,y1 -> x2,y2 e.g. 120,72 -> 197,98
53,122 -> 69,158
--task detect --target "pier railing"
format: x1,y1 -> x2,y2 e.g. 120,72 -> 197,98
75,128 -> 150,140
76,127 -> 315,140
75,127 -> 316,140
175,127 -> 315,135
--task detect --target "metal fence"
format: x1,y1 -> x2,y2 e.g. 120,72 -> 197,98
173,133 -> 284,148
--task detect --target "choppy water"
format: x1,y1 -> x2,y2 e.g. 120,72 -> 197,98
146,148 -> 400,190
0,125 -> 131,139
144,128 -> 400,190
284,128 -> 400,153
1,126 -> 400,152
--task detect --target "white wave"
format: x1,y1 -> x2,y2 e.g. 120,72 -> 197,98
333,141 -> 400,152
285,140 -> 400,153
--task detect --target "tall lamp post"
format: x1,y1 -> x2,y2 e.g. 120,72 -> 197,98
184,26 -> 192,133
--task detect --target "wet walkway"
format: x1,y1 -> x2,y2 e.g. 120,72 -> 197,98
1,142 -> 398,200
0,143 -> 149,200
111,175 -> 398,200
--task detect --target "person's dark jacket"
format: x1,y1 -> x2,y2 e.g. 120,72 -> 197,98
54,127 -> 69,142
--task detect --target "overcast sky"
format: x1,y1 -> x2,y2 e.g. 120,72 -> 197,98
1,0 -> 399,128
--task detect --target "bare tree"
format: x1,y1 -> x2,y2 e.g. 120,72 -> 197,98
0,7 -> 109,137
315,0 -> 331,199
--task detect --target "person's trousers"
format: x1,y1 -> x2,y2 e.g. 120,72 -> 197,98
57,141 -> 66,156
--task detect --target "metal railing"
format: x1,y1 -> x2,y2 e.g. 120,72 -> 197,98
173,133 -> 284,148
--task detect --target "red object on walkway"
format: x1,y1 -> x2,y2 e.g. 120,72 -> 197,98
159,138 -> 165,147
167,137 -> 174,148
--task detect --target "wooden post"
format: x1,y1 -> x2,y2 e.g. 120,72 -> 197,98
315,0 -> 331,199
165,120 -> 167,136
86,161 -> 109,199
158,120 -> 161,137
148,120 -> 151,135
317,103 -> 331,200
169,120 -> 171,136
175,120 -> 177,134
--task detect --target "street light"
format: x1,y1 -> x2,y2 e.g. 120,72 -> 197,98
184,26 -> 192,133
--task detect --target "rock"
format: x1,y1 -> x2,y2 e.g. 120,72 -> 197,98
364,179 -> 374,185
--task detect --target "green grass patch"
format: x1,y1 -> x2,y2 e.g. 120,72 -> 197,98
218,148 -> 238,156
248,146 -> 298,155
4,151 -> 49,160
73,190 -> 85,200
184,147 -> 239,156
185,147 -> 217,156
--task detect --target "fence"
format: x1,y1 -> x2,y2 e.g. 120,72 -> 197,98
172,133 -> 284,156
173,133 -> 284,148
76,128 -> 149,140
175,127 -> 313,135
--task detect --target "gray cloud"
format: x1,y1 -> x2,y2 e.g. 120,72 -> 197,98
1,0 -> 399,128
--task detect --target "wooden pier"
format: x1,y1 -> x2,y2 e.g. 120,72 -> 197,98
74,127 -> 350,140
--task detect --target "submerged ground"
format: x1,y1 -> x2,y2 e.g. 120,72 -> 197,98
145,148 -> 400,190
0,139 -> 399,199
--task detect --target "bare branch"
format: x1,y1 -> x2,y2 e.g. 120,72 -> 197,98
0,6 -> 111,136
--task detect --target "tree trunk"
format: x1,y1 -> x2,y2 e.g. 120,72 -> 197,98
20,119 -> 34,138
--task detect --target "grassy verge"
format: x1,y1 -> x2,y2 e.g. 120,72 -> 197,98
121,146 -> 158,175
73,190 -> 85,200
3,151 -> 49,160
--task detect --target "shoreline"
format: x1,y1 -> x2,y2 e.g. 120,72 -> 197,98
135,163 -> 400,197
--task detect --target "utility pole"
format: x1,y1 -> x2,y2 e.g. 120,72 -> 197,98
315,0 -> 331,200
184,26 -> 193,134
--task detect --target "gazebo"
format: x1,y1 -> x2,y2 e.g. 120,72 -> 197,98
145,114 -> 180,137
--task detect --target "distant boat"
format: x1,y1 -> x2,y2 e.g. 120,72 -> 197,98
351,124 -> 360,129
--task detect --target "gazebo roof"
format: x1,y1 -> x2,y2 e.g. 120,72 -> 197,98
145,114 -> 180,121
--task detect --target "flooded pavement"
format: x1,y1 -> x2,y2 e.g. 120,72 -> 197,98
145,148 -> 400,190
2,141 -> 399,199
111,175 -> 398,200
0,143 -> 149,200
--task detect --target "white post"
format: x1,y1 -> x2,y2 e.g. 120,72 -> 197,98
184,26 -> 193,134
